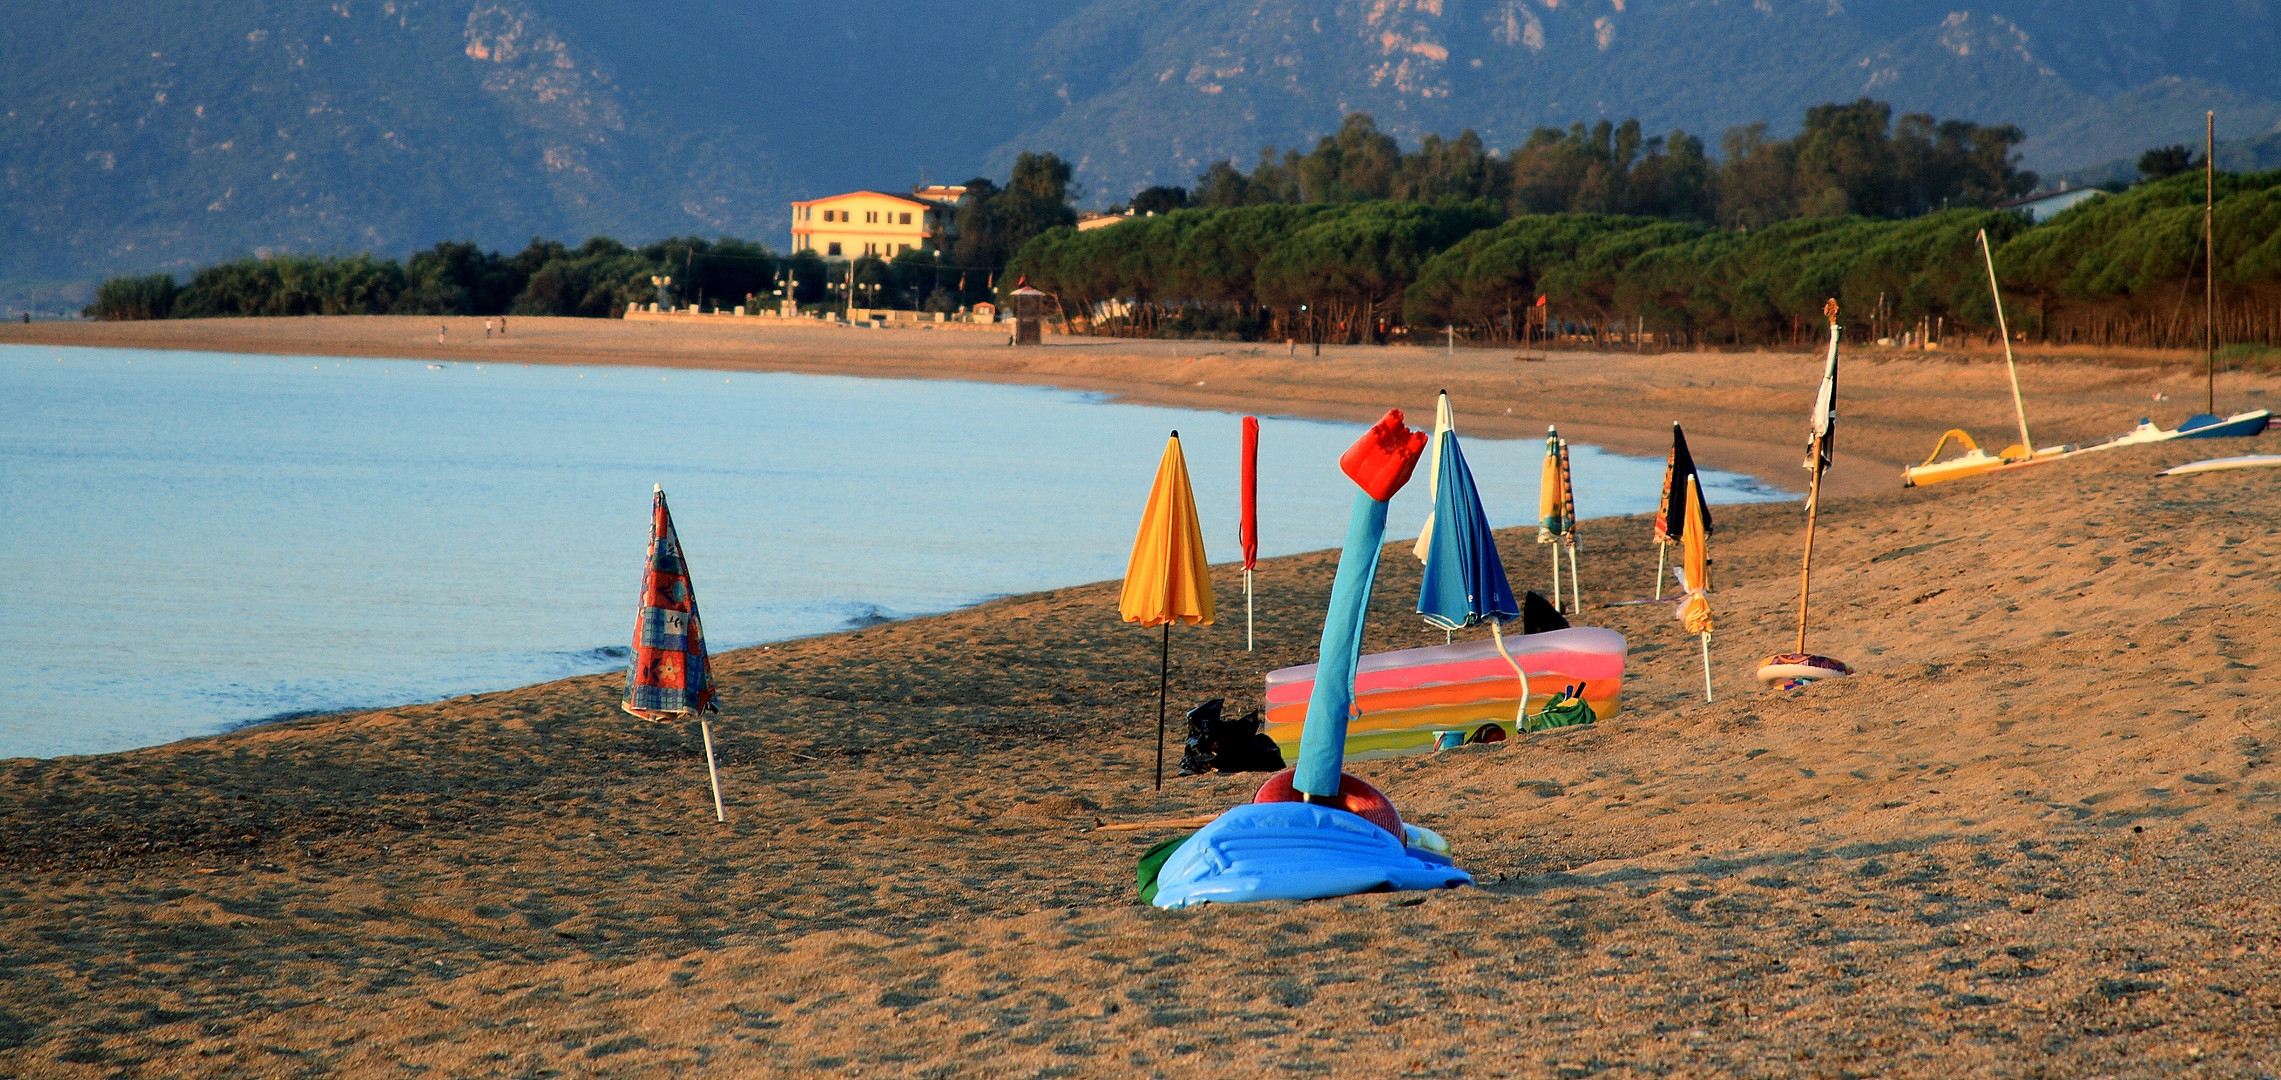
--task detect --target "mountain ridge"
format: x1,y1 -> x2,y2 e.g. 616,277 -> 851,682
5,0 -> 2277,292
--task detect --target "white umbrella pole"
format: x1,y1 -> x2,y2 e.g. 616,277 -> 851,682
1699,633 -> 1714,703
1654,541 -> 1667,600
1550,544 -> 1563,611
1567,540 -> 1582,613
1245,568 -> 1254,652
700,717 -> 726,823
1490,618 -> 1531,731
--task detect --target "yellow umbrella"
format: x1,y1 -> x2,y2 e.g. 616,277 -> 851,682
1120,430 -> 1215,789
1675,474 -> 1715,701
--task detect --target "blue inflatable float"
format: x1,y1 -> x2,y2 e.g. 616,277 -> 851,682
1148,802 -> 1472,909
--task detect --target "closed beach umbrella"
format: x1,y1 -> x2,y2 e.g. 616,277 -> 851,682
1413,393 -> 1531,722
1240,416 -> 1259,651
1674,474 -> 1716,702
623,485 -> 727,822
1120,431 -> 1215,790
1651,423 -> 1712,599
1536,426 -> 1577,611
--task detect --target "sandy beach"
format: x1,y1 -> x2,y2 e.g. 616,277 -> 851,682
2,317 -> 2279,1077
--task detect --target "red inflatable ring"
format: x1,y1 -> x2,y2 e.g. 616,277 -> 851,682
1253,769 -> 1403,838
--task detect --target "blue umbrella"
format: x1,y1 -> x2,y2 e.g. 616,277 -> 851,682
1417,422 -> 1519,631
1414,394 -> 1532,729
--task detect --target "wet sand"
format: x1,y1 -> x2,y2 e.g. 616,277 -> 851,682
6,315 -> 2267,498
3,421 -> 2280,1075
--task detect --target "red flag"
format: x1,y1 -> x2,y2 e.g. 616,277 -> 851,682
1535,294 -> 1548,307
1239,416 -> 1259,571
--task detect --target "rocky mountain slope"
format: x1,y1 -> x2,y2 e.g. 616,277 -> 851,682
5,0 -> 2277,286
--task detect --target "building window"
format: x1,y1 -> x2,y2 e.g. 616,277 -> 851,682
899,212 -> 912,225
827,242 -> 842,257
862,211 -> 874,224
897,243 -> 910,254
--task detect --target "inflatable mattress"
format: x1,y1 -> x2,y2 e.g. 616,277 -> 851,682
1264,627 -> 1627,760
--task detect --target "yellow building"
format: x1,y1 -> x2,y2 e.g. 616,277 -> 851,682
789,187 -> 963,260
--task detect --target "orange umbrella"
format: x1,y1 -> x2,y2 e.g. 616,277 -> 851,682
1121,430 -> 1215,789
1675,474 -> 1715,702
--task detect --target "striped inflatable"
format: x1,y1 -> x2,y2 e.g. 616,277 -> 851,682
1264,627 -> 1627,760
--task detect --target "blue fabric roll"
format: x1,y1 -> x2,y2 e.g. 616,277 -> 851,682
1292,490 -> 1390,798
1148,802 -> 1473,909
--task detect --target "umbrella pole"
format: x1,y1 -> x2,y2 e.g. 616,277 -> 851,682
1567,540 -> 1582,614
1700,632 -> 1714,703
1795,440 -> 1825,655
1154,622 -> 1169,791
1654,541 -> 1666,600
1491,618 -> 1531,731
1550,545 -> 1562,611
699,718 -> 726,823
1245,569 -> 1254,652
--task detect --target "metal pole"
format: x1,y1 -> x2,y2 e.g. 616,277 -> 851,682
1549,544 -> 1562,612
699,718 -> 726,823
1700,633 -> 1714,703
1245,569 -> 1254,652
1154,623 -> 1169,791
1654,541 -> 1667,601
1567,539 -> 1581,614
2207,109 -> 2218,415
1795,434 -> 1824,655
1978,228 -> 2033,456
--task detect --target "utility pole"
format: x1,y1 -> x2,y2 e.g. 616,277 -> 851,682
2206,109 -> 2218,415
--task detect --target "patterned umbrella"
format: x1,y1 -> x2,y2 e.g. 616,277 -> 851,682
623,485 -> 726,822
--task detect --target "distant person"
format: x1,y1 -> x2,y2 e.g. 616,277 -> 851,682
19,313 -> 27,324
438,323 -> 447,345
485,319 -> 494,338
499,316 -> 507,336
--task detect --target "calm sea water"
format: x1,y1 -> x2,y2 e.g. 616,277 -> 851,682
0,345 -> 1786,758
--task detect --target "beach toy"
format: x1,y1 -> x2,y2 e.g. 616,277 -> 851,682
1433,730 -> 1465,751
1755,652 -> 1854,686
1291,409 -> 1427,799
1146,802 -> 1471,909
1263,627 -> 1627,760
1146,408 -> 1474,909
1252,768 -> 1402,837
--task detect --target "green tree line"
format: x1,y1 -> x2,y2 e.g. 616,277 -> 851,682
90,153 -> 1083,322
1010,169 -> 2281,349
1166,99 -> 2036,227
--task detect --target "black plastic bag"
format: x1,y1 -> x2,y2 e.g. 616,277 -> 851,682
1209,707 -> 1286,773
1176,698 -> 1224,776
1522,590 -> 1569,635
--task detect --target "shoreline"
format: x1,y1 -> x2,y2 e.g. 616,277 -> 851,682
12,315 -> 2270,499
